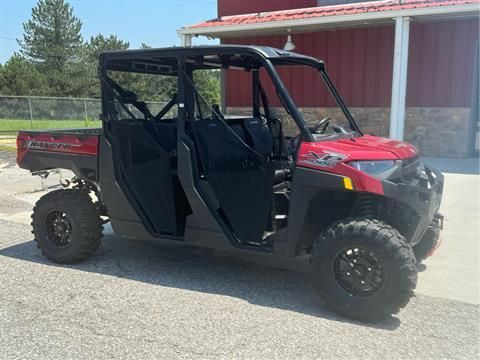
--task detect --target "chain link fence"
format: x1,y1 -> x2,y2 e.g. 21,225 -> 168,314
0,95 -> 168,134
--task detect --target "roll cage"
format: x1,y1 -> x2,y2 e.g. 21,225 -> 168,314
96,45 -> 364,247
98,45 -> 362,139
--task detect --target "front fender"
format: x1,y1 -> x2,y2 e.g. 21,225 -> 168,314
285,167 -> 356,257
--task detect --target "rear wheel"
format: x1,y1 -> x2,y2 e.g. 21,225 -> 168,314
32,189 -> 103,264
312,218 -> 417,322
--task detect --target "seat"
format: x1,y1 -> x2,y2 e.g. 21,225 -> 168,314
151,120 -> 177,153
194,119 -> 252,170
243,118 -> 273,158
229,124 -> 248,144
228,118 -> 286,184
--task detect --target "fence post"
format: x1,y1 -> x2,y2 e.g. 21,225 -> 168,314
28,97 -> 33,129
83,99 -> 88,125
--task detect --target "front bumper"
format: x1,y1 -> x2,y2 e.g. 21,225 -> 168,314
382,164 -> 444,245
424,213 -> 444,257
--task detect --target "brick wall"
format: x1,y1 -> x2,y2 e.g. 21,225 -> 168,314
226,107 -> 472,157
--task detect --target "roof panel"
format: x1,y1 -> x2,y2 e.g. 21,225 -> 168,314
185,0 -> 479,29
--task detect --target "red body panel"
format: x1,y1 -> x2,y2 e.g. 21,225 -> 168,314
296,135 -> 419,195
16,132 -> 98,165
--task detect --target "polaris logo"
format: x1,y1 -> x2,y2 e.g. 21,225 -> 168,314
26,141 -> 80,151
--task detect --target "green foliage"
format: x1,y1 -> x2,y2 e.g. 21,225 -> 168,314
83,34 -> 130,97
194,70 -> 221,106
2,0 -> 221,105
18,0 -> 83,70
0,119 -> 101,131
85,34 -> 129,62
0,54 -> 49,95
110,71 -> 178,102
17,0 -> 84,96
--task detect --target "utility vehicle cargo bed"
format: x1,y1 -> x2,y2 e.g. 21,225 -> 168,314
16,128 -> 100,180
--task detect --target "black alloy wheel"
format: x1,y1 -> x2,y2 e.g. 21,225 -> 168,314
45,210 -> 73,247
333,247 -> 385,297
311,218 -> 417,322
32,189 -> 103,264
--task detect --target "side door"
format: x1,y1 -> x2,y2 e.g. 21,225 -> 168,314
184,67 -> 275,245
101,75 -> 177,237
192,117 -> 275,245
109,118 -> 177,236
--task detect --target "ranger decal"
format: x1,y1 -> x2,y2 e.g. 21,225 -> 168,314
26,141 -> 81,151
299,151 -> 347,168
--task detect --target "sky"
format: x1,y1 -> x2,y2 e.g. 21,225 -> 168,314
0,0 -> 219,64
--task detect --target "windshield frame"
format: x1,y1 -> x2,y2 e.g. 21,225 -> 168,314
267,56 -> 363,138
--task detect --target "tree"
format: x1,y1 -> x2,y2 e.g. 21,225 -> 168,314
83,34 -> 130,97
85,34 -> 129,63
194,70 -> 221,105
0,54 -> 49,96
18,0 -> 84,96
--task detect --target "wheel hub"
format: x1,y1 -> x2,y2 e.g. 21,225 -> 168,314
45,211 -> 72,247
333,247 -> 385,297
352,264 -> 367,278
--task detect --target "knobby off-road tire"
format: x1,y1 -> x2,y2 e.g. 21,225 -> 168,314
32,189 -> 103,264
312,218 -> 417,322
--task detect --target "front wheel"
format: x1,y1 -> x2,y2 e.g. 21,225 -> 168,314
312,219 -> 417,322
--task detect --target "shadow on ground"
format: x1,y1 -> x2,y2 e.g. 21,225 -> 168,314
1,232 -> 401,331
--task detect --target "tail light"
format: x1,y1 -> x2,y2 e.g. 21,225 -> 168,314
16,133 -> 29,165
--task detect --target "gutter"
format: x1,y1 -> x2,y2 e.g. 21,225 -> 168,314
177,3 -> 479,37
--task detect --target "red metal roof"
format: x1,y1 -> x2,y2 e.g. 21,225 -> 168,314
187,0 -> 479,29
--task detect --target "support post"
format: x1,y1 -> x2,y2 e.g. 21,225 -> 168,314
83,99 -> 88,124
220,69 -> 227,114
389,16 -> 410,140
27,97 -> 33,129
182,34 -> 192,47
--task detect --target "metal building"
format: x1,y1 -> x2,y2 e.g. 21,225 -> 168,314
179,0 -> 479,157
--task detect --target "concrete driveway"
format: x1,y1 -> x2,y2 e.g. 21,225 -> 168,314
0,151 -> 478,359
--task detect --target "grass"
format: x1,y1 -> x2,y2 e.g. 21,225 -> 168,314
0,144 -> 15,153
0,119 -> 101,133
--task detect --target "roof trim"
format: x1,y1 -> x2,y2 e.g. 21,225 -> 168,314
178,1 -> 479,37
99,45 -> 322,61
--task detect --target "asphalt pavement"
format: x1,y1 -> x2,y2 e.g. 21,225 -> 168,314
0,151 -> 478,359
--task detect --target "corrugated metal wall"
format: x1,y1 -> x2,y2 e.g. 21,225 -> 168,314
218,0 -> 317,17
224,25 -> 395,108
407,19 -> 479,107
224,18 -> 479,108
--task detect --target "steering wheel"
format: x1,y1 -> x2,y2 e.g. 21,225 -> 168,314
311,117 -> 331,134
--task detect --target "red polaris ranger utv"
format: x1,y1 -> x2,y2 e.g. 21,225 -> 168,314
17,46 -> 444,321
